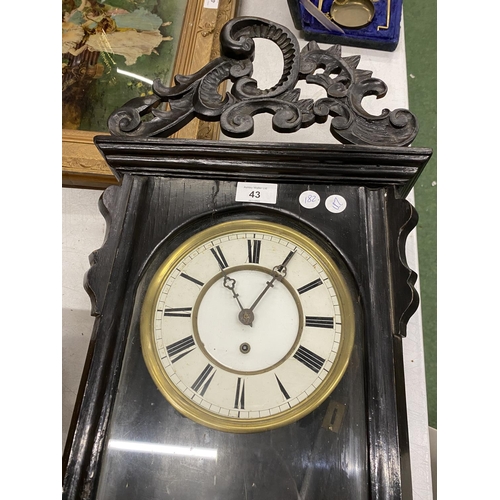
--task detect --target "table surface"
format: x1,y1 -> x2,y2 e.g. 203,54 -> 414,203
62,1 -> 433,498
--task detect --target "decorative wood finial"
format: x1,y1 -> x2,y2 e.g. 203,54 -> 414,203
108,17 -> 418,147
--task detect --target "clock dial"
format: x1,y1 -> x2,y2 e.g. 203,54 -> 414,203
141,220 -> 355,432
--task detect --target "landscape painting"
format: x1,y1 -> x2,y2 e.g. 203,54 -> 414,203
62,0 -> 188,132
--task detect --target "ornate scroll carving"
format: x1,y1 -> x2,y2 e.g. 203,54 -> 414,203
108,16 -> 418,146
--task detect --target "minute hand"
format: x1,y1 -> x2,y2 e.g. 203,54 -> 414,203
249,250 -> 296,312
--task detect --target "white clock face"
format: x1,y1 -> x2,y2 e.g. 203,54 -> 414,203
141,220 -> 355,432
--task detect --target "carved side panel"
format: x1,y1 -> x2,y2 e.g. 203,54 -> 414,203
360,187 -> 416,499
386,190 -> 420,338
84,185 -> 125,317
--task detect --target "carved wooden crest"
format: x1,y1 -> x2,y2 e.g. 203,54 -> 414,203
108,16 -> 418,147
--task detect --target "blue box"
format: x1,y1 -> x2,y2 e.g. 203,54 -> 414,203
287,0 -> 403,52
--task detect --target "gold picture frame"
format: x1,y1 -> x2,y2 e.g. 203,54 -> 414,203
62,0 -> 238,189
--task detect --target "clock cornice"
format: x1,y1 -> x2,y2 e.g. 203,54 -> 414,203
95,137 -> 431,198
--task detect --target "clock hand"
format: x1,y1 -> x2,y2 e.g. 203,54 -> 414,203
217,263 -> 261,329
236,250 -> 297,327
235,269 -> 282,328
216,264 -> 256,328
248,250 -> 296,313
222,274 -> 246,312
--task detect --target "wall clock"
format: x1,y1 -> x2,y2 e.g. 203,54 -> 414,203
140,219 -> 355,433
63,16 -> 432,500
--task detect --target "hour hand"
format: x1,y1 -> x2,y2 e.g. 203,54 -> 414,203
223,274 -> 246,313
223,273 -> 259,327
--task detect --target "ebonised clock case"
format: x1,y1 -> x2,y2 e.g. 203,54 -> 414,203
62,136 -> 431,500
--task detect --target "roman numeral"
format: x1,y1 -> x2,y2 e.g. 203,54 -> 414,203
275,374 -> 290,400
210,246 -> 229,269
293,345 -> 325,373
305,316 -> 334,329
163,307 -> 192,317
297,278 -> 323,295
180,272 -> 204,287
234,377 -> 245,409
166,335 -> 196,363
192,364 -> 216,396
248,240 -> 261,264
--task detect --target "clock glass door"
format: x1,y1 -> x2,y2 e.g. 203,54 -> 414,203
95,217 -> 368,500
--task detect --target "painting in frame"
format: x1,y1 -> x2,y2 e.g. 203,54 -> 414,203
62,0 -> 238,188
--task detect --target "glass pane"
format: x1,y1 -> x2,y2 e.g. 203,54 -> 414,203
97,265 -> 368,500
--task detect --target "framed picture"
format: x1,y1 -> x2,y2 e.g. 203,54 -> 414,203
62,0 -> 238,188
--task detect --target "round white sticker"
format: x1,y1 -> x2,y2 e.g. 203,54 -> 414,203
325,195 -> 347,213
299,190 -> 321,209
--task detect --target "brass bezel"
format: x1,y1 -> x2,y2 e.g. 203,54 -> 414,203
140,220 -> 356,433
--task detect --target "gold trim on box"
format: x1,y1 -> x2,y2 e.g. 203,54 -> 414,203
140,220 -> 356,433
62,0 -> 238,189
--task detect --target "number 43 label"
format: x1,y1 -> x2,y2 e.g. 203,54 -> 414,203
235,182 -> 278,204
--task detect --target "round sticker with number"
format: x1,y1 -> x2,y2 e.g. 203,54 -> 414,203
299,190 -> 321,209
